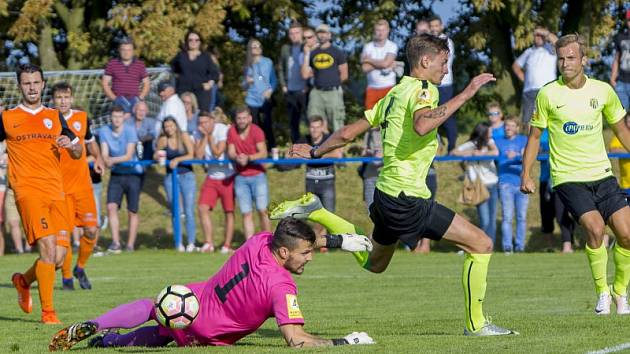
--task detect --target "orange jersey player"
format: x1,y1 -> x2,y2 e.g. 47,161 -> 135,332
6,64 -> 83,324
52,82 -> 105,291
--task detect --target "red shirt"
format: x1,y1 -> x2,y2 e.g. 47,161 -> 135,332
227,124 -> 265,176
103,58 -> 148,98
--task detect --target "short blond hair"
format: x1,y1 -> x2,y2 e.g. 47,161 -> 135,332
375,19 -> 390,29
486,101 -> 502,112
555,33 -> 587,57
504,115 -> 521,129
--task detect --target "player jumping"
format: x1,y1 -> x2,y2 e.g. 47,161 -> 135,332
276,34 -> 517,336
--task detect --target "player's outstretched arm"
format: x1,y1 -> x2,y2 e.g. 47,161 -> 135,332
290,118 -> 372,159
279,324 -> 374,348
414,73 -> 495,135
316,233 -> 373,252
520,126 -> 543,194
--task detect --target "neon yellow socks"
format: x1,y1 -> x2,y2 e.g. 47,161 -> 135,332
585,244 -> 609,295
462,253 -> 490,332
613,244 -> 630,296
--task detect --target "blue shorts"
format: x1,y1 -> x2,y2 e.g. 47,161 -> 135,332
234,173 -> 269,214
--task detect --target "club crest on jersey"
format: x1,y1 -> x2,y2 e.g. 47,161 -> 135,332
43,118 -> 53,129
73,121 -> 81,132
589,98 -> 598,110
417,89 -> 431,104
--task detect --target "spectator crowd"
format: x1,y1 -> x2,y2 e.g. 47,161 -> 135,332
1,12 -> 630,257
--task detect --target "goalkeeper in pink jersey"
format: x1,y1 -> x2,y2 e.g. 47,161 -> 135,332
49,218 -> 374,351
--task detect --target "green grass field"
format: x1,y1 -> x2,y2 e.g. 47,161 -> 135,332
2,250 -> 630,353
1,134 -> 629,353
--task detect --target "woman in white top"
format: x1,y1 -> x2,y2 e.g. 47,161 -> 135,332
451,122 -> 499,243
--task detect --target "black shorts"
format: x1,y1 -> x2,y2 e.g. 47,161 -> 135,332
106,174 -> 143,213
554,176 -> 627,222
369,188 -> 455,248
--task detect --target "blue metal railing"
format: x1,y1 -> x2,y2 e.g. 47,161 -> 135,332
114,152 -> 630,247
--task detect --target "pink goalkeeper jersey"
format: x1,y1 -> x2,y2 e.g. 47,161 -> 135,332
155,232 -> 305,346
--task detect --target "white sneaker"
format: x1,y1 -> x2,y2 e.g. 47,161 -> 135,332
185,244 -> 196,253
612,286 -> 630,315
220,246 -> 233,254
176,244 -> 185,252
200,243 -> 214,253
464,321 -> 518,336
595,292 -> 611,315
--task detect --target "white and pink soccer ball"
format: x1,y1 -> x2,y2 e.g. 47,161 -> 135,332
155,284 -> 200,329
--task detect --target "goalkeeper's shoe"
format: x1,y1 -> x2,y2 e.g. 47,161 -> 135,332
11,273 -> 32,313
269,193 -> 322,220
49,321 -> 98,351
464,321 -> 518,336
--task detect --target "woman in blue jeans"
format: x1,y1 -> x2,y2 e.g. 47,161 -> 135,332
154,116 -> 196,252
494,116 -> 529,253
452,122 -> 499,243
241,38 -> 277,148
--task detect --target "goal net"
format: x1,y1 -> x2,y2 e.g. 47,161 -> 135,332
0,67 -> 171,128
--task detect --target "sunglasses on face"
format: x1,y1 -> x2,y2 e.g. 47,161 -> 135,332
304,35 -> 314,39
188,38 -> 200,42
487,111 -> 501,116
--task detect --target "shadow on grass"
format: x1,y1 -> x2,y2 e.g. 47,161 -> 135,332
0,315 -> 40,323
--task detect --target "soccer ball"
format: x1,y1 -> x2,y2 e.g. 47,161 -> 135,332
155,285 -> 200,329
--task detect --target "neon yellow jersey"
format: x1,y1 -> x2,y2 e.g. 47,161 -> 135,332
530,76 -> 626,187
364,76 -> 439,199
610,136 -> 630,189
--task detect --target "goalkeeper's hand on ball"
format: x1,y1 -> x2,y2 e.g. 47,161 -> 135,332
344,332 -> 375,345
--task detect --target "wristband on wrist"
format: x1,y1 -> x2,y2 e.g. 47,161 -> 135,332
332,338 -> 349,346
310,145 -> 320,159
325,234 -> 343,249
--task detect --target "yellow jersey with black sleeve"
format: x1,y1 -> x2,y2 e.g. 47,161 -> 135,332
364,76 -> 439,199
530,76 -> 626,187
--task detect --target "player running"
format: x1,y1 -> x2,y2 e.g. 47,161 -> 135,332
521,34 -> 630,315
49,217 -> 374,350
277,34 -> 517,336
52,82 -> 105,290
7,64 -> 82,324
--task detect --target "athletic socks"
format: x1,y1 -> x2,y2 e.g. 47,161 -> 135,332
308,208 -> 369,268
35,260 -> 56,312
61,246 -> 73,279
77,236 -> 96,269
585,244 -> 609,295
93,298 -> 154,330
613,244 -> 630,297
462,253 -> 490,333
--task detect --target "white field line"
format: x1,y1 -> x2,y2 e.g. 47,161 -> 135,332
586,342 -> 630,354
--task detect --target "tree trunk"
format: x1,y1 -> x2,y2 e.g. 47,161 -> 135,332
39,21 -> 64,70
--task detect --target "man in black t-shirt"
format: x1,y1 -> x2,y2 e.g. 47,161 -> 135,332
611,9 -> 630,111
301,24 -> 348,132
298,116 -> 342,240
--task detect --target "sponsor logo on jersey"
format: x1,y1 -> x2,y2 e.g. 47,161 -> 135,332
312,53 -> 334,70
285,294 -> 303,319
43,118 -> 53,129
416,89 -> 432,105
562,121 -> 594,135
72,121 -> 82,132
